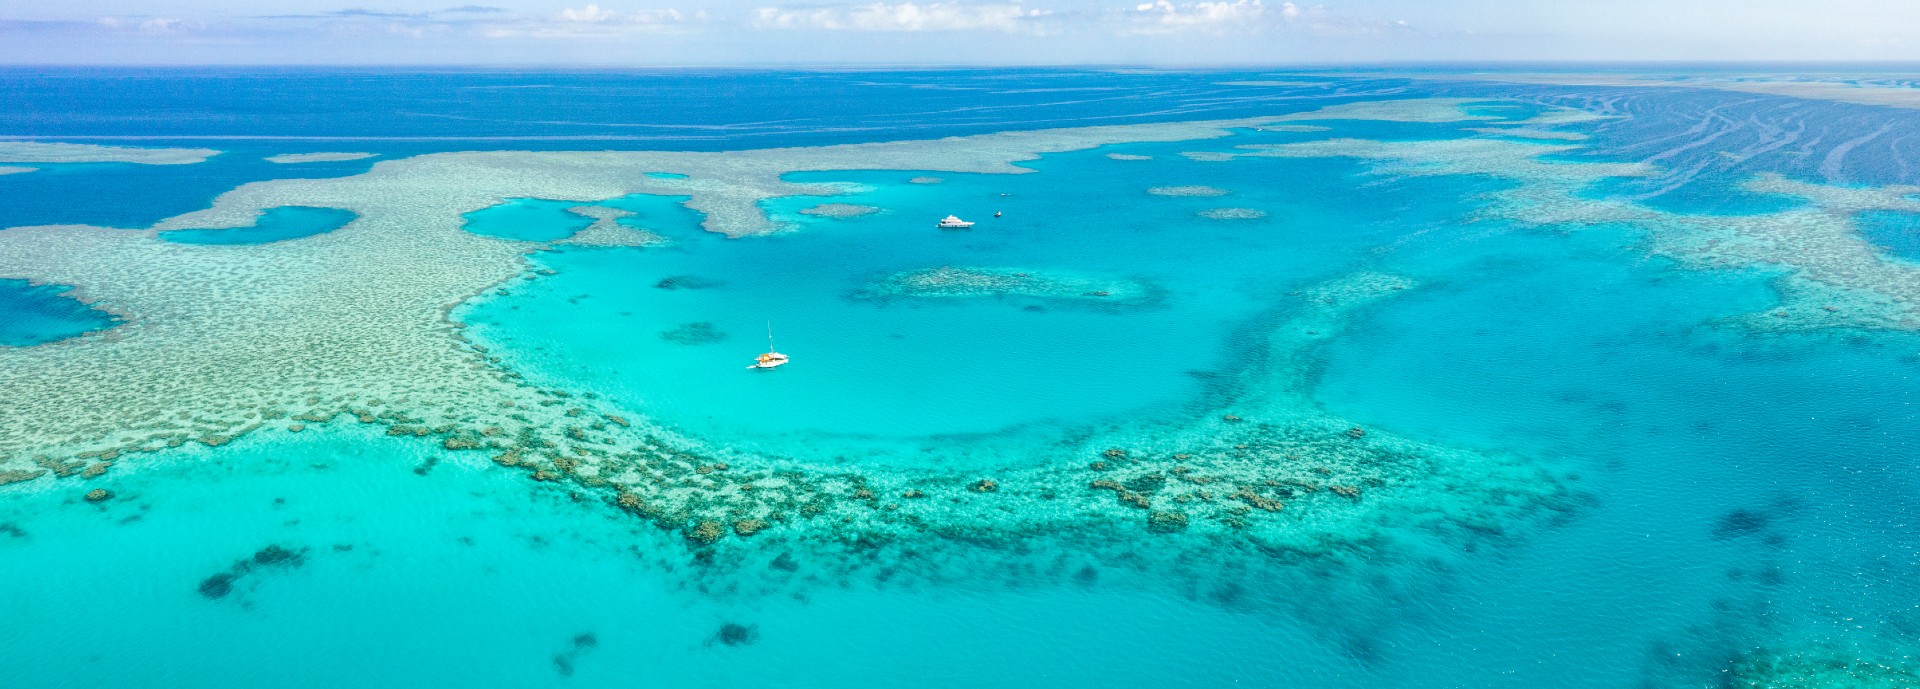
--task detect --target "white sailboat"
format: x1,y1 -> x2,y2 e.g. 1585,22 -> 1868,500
748,322 -> 789,369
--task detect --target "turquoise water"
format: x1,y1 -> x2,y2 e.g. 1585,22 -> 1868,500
0,278 -> 118,346
1859,210 -> 1920,260
462,198 -> 598,242
160,205 -> 358,245
461,126 -> 1493,465
0,424 -> 1347,688
6,70 -> 1920,687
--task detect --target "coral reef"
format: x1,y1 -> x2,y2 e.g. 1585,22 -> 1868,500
1148,185 -> 1230,197
1199,208 -> 1268,220
264,152 -> 377,164
797,203 -> 882,218
0,102 -> 1572,606
861,266 -> 1153,304
660,322 -> 728,345
711,623 -> 759,647
197,544 -> 310,600
0,142 -> 218,166
1244,137 -> 1920,330
558,206 -> 666,248
1732,644 -> 1920,688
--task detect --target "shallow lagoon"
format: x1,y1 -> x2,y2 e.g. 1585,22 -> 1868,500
0,278 -> 117,346
161,205 -> 358,245
460,123 -> 1498,465
0,424 -> 1369,689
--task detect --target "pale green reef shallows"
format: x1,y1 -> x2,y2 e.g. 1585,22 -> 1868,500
0,141 -> 220,165
10,96 -> 1917,598
264,152 -> 379,164
0,166 -> 34,176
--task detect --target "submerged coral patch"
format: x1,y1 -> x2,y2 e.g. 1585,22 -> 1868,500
1148,185 -> 1230,197
660,322 -> 727,345
861,266 -> 1153,304
797,203 -> 882,218
160,206 -> 358,245
197,544 -> 309,600
1732,643 -> 1920,688
265,152 -> 377,164
558,205 -> 666,248
1466,127 -> 1589,141
1199,207 -> 1269,220
654,274 -> 724,290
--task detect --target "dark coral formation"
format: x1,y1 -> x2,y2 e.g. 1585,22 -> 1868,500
0,469 -> 48,486
552,631 -> 599,677
660,322 -> 728,345
711,623 -> 759,647
1147,510 -> 1189,533
653,275 -> 724,290
1712,509 -> 1772,540
197,544 -> 311,600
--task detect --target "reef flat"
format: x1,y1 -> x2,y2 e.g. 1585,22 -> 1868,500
1200,207 -> 1269,220
797,203 -> 882,218
558,205 -> 665,248
1147,185 -> 1230,197
0,166 -> 33,175
0,141 -> 219,165
1403,71 -> 1920,111
265,152 -> 377,164
0,98 -> 1570,602
1241,137 -> 1920,330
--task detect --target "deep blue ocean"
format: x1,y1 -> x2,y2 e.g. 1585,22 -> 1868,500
2,68 -> 1917,688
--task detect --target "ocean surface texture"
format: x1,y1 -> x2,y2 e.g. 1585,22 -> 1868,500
1,68 -> 1917,688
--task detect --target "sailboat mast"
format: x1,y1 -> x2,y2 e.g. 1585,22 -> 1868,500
766,321 -> 775,353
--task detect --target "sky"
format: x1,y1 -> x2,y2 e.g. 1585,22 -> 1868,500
4,0 -> 1920,65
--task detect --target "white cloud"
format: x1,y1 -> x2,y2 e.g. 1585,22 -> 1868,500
1125,0 -> 1285,34
480,5 -> 700,38
1119,0 -> 1395,36
751,3 -> 1050,33
96,16 -> 194,34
